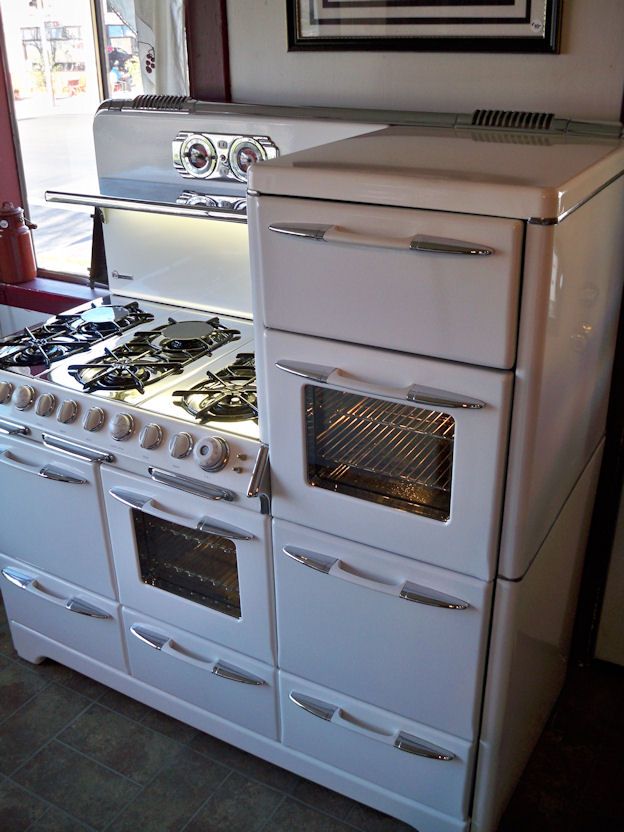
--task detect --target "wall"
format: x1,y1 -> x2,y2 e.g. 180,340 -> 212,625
227,0 -> 624,121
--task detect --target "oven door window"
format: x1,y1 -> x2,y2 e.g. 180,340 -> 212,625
305,386 -> 455,521
132,510 -> 241,618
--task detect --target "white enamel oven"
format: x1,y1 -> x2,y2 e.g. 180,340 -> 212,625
262,329 -> 513,583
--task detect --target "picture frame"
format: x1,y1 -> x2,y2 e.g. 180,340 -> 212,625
286,1 -> 562,53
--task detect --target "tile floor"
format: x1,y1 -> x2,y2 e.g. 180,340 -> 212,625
0,597 -> 622,832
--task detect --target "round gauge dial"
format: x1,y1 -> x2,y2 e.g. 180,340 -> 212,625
229,137 -> 267,182
180,135 -> 217,178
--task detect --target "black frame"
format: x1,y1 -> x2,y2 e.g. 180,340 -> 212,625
287,0 -> 562,53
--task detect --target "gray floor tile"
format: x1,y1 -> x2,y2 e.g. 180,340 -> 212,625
30,661 -> 108,700
58,703 -> 181,785
29,805 -> 92,831
292,778 -> 359,821
14,741 -> 140,831
0,661 -> 49,721
185,772 -> 283,832
0,778 -> 49,832
107,745 -> 229,832
346,803 -> 416,831
97,688 -> 154,722
139,707 -> 200,744
0,684 -> 89,776
0,618 -> 18,659
266,798 -> 356,832
190,733 -> 300,793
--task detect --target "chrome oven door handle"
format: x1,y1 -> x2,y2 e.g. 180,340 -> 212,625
65,598 -> 112,619
109,488 -> 252,538
0,451 -> 87,484
148,467 -> 235,502
275,361 -> 484,409
0,418 -> 30,436
1,567 -> 37,590
42,434 -> 114,464
1,568 -> 111,619
268,223 -> 493,256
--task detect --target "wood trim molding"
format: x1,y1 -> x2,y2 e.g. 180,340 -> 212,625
185,0 -> 230,102
0,11 -> 23,206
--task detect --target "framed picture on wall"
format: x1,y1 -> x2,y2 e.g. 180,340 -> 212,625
286,1 -> 562,53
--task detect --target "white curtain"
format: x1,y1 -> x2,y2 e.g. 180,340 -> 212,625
133,0 -> 188,96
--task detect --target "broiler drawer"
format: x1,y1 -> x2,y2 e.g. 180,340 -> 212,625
274,520 -> 491,740
250,196 -> 523,369
280,672 -> 474,820
123,608 -> 279,739
0,554 -> 126,671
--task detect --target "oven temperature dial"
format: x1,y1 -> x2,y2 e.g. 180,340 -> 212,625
35,393 -> 56,417
57,400 -> 79,424
13,385 -> 35,410
0,382 -> 13,403
83,407 -> 105,432
110,413 -> 134,441
169,432 -> 193,459
139,423 -> 163,450
194,436 -> 229,472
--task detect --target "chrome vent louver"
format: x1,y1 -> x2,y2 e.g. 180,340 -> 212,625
130,95 -> 191,111
471,110 -> 555,130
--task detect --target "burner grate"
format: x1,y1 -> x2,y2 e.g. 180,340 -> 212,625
172,353 -> 257,422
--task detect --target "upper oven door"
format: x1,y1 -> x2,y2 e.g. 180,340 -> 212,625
101,467 -> 275,664
263,331 -> 512,582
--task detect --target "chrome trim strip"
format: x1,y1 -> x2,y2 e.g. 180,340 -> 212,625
410,236 -> 492,256
65,598 -> 112,619
400,581 -> 469,610
130,625 -> 169,651
0,418 -> 29,436
283,546 -> 337,574
269,223 -> 330,240
197,519 -> 254,541
289,691 -> 338,722
528,170 -> 624,224
406,384 -> 485,410
247,443 -> 269,498
38,465 -> 87,484
394,732 -> 455,761
108,488 -> 150,510
275,360 -> 334,383
212,662 -> 265,686
42,434 -> 114,464
148,467 -> 235,502
1,567 -> 35,590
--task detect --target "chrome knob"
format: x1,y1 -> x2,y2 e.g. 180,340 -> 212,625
169,431 -> 193,459
110,412 -> 134,441
139,423 -> 163,450
83,407 -> 105,432
194,436 -> 229,471
0,381 -> 13,403
14,385 -> 36,410
35,393 -> 56,417
57,399 -> 79,424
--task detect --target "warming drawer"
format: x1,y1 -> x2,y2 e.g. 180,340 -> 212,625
273,519 -> 492,740
250,196 -> 523,369
0,554 -> 127,671
123,608 -> 279,739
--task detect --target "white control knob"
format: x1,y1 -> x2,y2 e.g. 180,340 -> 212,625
139,423 -> 163,450
57,400 -> 79,424
35,393 -> 56,417
14,385 -> 36,410
0,381 -> 13,403
83,407 -> 105,432
110,412 -> 134,441
194,436 -> 229,471
169,432 -> 193,459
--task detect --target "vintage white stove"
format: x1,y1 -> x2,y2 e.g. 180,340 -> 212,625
0,97 -> 623,832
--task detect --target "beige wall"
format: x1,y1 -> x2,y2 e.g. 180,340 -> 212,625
227,0 -> 624,121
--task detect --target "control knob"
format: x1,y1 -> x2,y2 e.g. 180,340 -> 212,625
0,381 -> 13,403
35,393 -> 56,417
169,432 -> 193,459
57,400 -> 79,424
194,436 -> 229,471
110,412 -> 134,441
139,423 -> 163,450
83,407 -> 105,432
13,385 -> 35,410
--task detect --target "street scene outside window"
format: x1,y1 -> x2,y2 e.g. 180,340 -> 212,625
0,0 -> 187,281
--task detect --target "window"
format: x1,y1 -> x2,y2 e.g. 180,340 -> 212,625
0,0 -> 190,284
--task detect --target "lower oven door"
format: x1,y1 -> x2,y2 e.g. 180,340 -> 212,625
101,467 -> 275,664
0,433 -> 115,597
264,330 -> 513,581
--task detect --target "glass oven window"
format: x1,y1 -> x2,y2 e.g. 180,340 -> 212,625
133,510 -> 241,618
305,386 -> 455,521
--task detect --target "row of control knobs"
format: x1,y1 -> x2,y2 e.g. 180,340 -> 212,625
0,381 -> 230,470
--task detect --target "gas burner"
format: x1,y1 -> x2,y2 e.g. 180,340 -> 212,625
67,346 -> 184,394
173,353 -> 258,423
132,317 -> 241,359
0,327 -> 94,369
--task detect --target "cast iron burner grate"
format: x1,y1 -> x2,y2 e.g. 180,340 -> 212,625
172,353 -> 258,422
